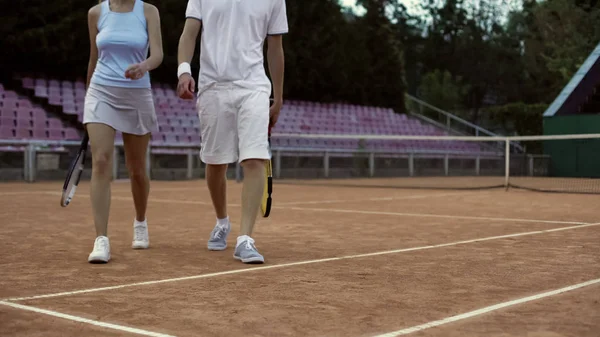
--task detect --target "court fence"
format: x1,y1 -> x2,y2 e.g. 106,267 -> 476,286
1,133 -> 600,194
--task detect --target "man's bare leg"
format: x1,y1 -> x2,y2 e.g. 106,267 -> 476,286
233,158 -> 266,264
206,164 -> 231,251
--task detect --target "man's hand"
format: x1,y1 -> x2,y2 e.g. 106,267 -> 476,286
269,99 -> 282,127
125,62 -> 149,80
177,73 -> 195,100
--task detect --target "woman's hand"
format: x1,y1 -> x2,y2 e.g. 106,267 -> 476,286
125,62 -> 149,80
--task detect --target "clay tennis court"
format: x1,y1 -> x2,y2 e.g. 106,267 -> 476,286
1,179 -> 599,337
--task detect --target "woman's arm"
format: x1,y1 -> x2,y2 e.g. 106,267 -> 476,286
126,4 -> 163,79
85,5 -> 101,89
143,4 -> 163,71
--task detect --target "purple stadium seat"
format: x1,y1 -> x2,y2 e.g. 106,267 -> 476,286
22,77 -> 35,89
31,108 -> 47,120
48,80 -> 60,88
35,78 -> 47,87
61,80 -> 73,89
35,86 -> 48,98
16,128 -> 31,139
63,102 -> 77,114
48,129 -> 63,140
47,119 -> 63,129
64,128 -> 80,140
0,127 -> 13,138
0,83 -> 4,92
2,99 -> 18,109
1,116 -> 15,127
32,128 -> 47,139
3,90 -> 18,100
18,99 -> 32,108
16,119 -> 31,128
75,81 -> 85,90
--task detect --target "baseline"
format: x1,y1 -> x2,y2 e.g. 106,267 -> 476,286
0,301 -> 176,337
371,278 -> 600,336
6,222 -> 599,303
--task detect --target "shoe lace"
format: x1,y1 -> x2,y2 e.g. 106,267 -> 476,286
95,237 -> 108,251
213,224 -> 227,240
245,238 -> 256,250
134,226 -> 146,239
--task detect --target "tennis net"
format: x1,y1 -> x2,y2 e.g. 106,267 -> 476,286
263,132 -> 600,194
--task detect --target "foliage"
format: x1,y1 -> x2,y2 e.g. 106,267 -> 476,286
479,102 -> 548,136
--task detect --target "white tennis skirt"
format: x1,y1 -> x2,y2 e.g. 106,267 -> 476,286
83,82 -> 158,135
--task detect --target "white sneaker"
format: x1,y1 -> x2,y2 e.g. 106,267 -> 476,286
88,236 -> 111,263
132,219 -> 149,249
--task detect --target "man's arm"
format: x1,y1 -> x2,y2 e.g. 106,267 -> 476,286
267,34 -> 285,125
178,19 -> 201,68
176,18 -> 201,98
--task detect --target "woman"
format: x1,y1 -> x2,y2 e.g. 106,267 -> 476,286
84,0 -> 163,263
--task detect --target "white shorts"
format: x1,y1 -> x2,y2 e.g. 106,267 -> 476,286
197,85 -> 270,164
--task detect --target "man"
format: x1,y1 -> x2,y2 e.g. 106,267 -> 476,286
176,0 -> 287,264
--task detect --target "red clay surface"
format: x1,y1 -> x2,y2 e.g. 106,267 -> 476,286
414,284 -> 600,337
1,180 -> 599,337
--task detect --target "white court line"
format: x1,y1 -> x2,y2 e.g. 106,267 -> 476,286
274,191 -> 478,206
0,301 -> 176,337
281,206 -> 590,225
7,190 -> 480,208
17,190 -> 589,225
7,222 -> 599,302
371,278 -> 600,336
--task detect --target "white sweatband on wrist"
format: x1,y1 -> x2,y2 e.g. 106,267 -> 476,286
177,62 -> 192,78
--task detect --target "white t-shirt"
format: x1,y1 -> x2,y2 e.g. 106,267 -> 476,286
185,0 -> 288,95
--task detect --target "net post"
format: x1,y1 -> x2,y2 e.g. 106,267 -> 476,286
409,153 -> 414,177
187,149 -> 194,180
475,155 -> 480,176
504,139 -> 510,190
444,154 -> 449,176
368,152 -> 375,177
275,150 -> 281,178
528,155 -> 533,176
324,151 -> 330,178
112,146 -> 119,180
24,143 -> 36,182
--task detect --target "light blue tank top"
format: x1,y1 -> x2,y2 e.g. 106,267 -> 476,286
91,0 -> 151,88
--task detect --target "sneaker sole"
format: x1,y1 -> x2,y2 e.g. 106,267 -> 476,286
233,255 -> 264,264
88,254 -> 110,264
208,243 -> 227,251
132,241 -> 150,249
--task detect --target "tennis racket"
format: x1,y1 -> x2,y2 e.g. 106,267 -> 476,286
60,132 -> 89,207
260,124 -> 273,217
